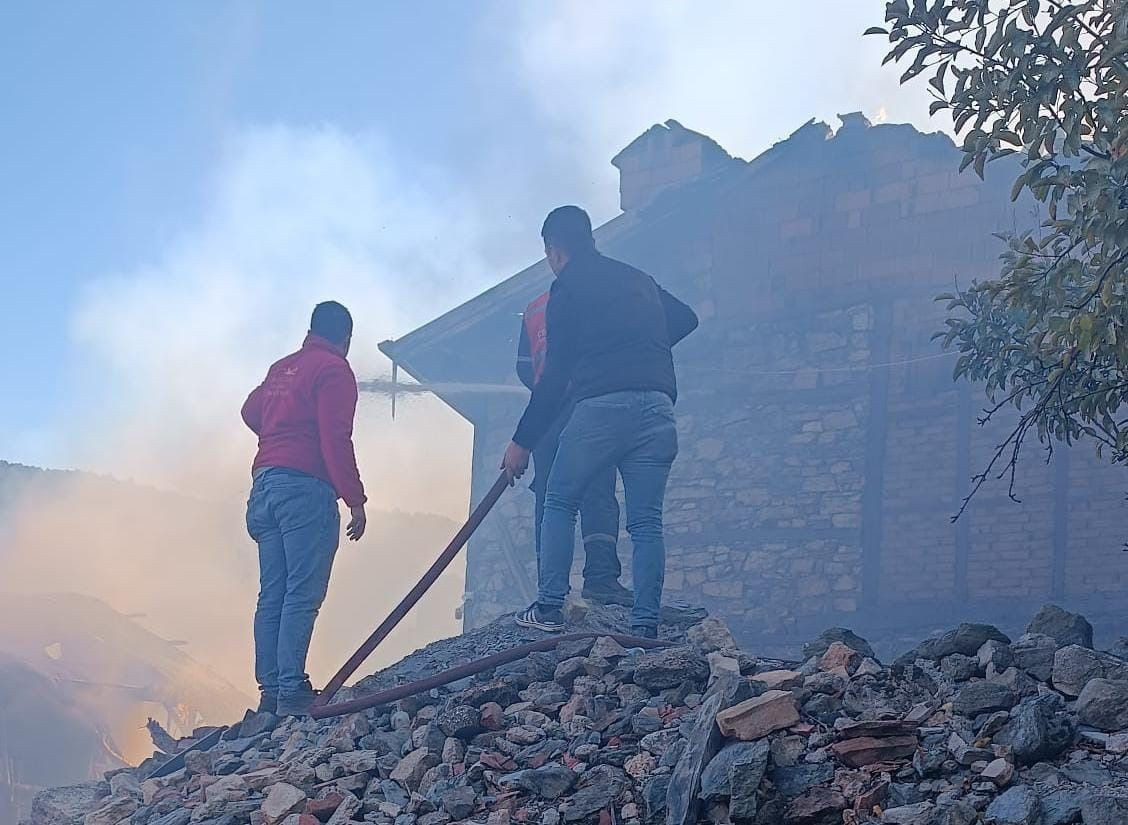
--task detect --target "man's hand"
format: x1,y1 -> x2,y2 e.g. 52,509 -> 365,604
346,504 -> 367,541
501,441 -> 530,486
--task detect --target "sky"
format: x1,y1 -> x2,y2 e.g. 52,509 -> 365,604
0,1 -> 949,509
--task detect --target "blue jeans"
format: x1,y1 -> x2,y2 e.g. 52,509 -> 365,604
540,391 -> 678,629
246,467 -> 340,702
532,406 -> 621,587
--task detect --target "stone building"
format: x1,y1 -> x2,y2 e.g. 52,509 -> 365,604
380,116 -> 1128,651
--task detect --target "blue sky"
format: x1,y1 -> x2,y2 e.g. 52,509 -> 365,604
0,2 -> 946,509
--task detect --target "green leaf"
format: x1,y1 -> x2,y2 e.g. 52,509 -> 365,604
863,26 -> 889,36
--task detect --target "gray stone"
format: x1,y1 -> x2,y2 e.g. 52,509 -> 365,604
1039,788 -> 1083,825
83,795 -> 138,825
951,681 -> 1016,717
1026,604 -> 1093,649
1076,679 -> 1128,731
499,764 -> 576,800
1051,644 -> 1128,697
632,646 -> 709,691
984,785 -> 1041,824
978,640 -> 1014,673
640,774 -> 669,823
995,694 -> 1075,765
150,812 -> 192,825
882,802 -> 976,824
895,624 -> 1010,671
766,762 -> 834,799
1010,634 -> 1057,682
563,766 -> 627,822
639,728 -> 682,758
940,654 -> 978,682
803,627 -> 875,660
1079,795 -> 1128,825
29,783 -> 109,825
261,783 -> 308,823
440,787 -> 477,820
728,758 -> 766,821
687,617 -> 739,653
240,711 -> 281,738
437,705 -> 481,740
699,740 -> 769,802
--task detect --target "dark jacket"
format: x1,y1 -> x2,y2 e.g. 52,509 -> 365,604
512,250 -> 698,449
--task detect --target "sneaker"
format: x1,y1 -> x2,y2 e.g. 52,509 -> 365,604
276,681 -> 320,717
256,692 -> 277,715
581,580 -> 635,608
631,625 -> 658,640
514,603 -> 565,632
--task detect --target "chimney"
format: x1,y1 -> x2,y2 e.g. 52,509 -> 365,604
611,120 -> 734,212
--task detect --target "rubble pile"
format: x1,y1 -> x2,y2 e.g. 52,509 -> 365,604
25,603 -> 1128,825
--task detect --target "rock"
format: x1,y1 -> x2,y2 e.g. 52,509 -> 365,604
563,766 -> 626,822
715,690 -> 799,740
441,737 -> 465,765
1026,604 -> 1093,649
940,654 -> 978,682
987,665 -> 1039,698
895,624 -> 1010,670
554,658 -> 588,688
590,636 -> 628,659
951,681 -> 1016,717
242,711 -> 281,738
639,728 -> 681,757
325,793 -> 362,825
440,787 -> 477,820
856,657 -> 883,677
108,772 -> 140,800
819,641 -> 860,673
632,647 -> 709,691
1040,788 -> 1084,825
641,774 -> 669,823
687,618 -> 739,653
830,735 -> 918,767
984,785 -> 1041,824
729,757 -> 767,821
27,785 -> 107,825
1076,678 -> 1128,731
437,705 -> 480,739
1010,633 -> 1057,681
480,702 -> 505,730
707,651 -> 741,682
390,748 -> 440,790
83,795 -> 138,825
499,764 -> 577,800
803,628 -> 875,660
205,774 -> 248,804
882,802 -> 976,825
783,787 -> 846,824
1079,795 -> 1128,825
699,740 -> 769,802
995,694 -> 1075,765
978,640 -> 1013,673
752,670 -> 804,690
1051,644 -> 1128,697
980,758 -> 1014,787
625,752 -> 656,779
262,784 -> 309,824
767,763 -> 834,799
329,750 -> 383,775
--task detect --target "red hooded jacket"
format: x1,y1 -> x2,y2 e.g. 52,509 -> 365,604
241,334 -> 366,507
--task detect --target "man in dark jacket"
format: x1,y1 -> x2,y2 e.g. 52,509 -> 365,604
501,206 -> 698,637
516,291 -> 629,606
241,301 -> 367,716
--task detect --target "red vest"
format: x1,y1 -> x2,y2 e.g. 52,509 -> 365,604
523,291 -> 550,386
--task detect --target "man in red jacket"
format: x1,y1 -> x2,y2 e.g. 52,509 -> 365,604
241,301 -> 367,717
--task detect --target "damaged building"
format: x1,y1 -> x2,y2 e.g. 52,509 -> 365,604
380,115 -> 1128,649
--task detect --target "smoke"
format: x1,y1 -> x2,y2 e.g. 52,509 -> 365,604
0,124 -> 485,702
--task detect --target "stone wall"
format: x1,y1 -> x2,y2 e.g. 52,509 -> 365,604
456,120 -> 1128,651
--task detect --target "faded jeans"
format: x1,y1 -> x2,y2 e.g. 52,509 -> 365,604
246,467 -> 340,702
532,405 -> 621,587
539,391 -> 678,630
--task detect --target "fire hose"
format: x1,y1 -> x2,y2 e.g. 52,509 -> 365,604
314,472 -> 512,709
309,471 -> 673,720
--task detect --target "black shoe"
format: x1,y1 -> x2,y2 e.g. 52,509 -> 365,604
631,625 -> 658,640
581,580 -> 635,608
514,603 -> 565,632
256,692 -> 277,714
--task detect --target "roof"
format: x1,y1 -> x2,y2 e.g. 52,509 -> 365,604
378,116 -> 959,421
